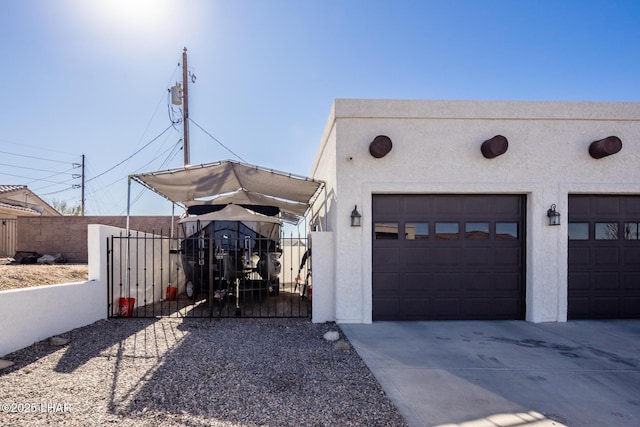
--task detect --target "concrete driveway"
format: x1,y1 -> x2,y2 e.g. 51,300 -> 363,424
341,320 -> 640,427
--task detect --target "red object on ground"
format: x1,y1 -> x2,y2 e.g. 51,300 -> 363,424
166,286 -> 177,301
118,298 -> 135,317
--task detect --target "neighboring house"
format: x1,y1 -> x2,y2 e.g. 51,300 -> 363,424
0,185 -> 60,218
0,185 -> 60,257
309,99 -> 640,324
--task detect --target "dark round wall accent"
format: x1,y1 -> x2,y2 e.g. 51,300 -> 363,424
369,135 -> 393,158
481,135 -> 509,159
589,136 -> 622,159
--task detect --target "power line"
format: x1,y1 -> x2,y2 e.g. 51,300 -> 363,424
86,124 -> 174,184
0,149 -> 72,164
0,162 -> 77,175
189,117 -> 247,163
0,171 -> 71,185
39,186 -> 78,197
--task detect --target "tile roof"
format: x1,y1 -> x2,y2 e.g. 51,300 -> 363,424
0,201 -> 38,213
0,185 -> 26,195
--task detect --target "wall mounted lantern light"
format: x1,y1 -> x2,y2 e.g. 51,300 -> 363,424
351,205 -> 362,227
547,204 -> 561,226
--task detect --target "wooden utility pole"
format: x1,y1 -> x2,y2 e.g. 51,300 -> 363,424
81,154 -> 85,216
182,47 -> 190,166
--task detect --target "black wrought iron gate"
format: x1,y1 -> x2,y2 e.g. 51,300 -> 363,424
107,232 -> 311,319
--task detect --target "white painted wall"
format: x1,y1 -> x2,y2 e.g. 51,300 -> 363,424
0,224 -> 184,357
311,231 -> 334,323
0,225 -> 109,357
311,99 -> 640,324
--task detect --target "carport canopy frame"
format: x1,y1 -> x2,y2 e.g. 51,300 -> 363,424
127,159 -> 326,227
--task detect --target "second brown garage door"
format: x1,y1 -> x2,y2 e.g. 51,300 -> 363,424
568,195 -> 640,319
372,194 -> 525,320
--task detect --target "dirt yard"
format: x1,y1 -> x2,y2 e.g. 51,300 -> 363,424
0,264 -> 89,291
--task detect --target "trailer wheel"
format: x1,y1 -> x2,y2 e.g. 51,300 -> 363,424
268,279 -> 280,296
185,281 -> 195,300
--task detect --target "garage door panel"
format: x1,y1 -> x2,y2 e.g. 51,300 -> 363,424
595,197 -> 621,216
623,273 -> 640,289
594,272 -> 620,289
431,273 -> 462,291
623,298 -> 640,316
593,298 -> 619,316
623,247 -> 640,265
463,196 -> 491,215
373,247 -> 400,270
432,247 -> 460,266
404,273 -> 429,291
594,247 -> 620,265
373,273 -> 400,293
432,298 -> 461,318
405,299 -> 429,317
494,247 -> 521,267
373,196 -> 402,216
493,298 -> 523,317
493,272 -> 521,290
403,247 -> 430,269
570,298 -> 590,318
568,195 -> 640,319
462,247 -> 492,265
373,194 -> 524,320
372,298 -> 402,320
435,196 -> 464,216
461,298 -> 491,316
569,272 -> 590,290
464,273 -> 493,291
568,247 -> 590,265
404,196 -> 431,216
624,197 -> 640,215
569,196 -> 591,216
493,197 -> 522,215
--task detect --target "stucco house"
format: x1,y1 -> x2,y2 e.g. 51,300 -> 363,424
0,185 -> 60,257
308,99 -> 640,324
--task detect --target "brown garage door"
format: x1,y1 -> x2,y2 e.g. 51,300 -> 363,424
568,195 -> 640,319
372,194 -> 525,320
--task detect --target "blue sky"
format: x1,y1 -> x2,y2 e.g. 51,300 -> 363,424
1,0 -> 639,217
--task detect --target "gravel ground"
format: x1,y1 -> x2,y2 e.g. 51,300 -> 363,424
0,318 -> 408,427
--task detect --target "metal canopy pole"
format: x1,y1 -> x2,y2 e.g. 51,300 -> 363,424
126,176 -> 132,236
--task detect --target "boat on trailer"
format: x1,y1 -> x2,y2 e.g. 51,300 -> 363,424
178,204 -> 282,314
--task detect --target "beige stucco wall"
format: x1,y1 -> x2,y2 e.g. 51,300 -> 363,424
311,99 -> 640,324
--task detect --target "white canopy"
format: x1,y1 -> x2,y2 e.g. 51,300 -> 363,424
130,160 -> 324,223
177,203 -> 281,225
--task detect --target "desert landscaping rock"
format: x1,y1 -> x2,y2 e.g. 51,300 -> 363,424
333,340 -> 351,351
49,336 -> 71,347
0,359 -> 15,370
0,318 -> 408,426
323,330 -> 340,341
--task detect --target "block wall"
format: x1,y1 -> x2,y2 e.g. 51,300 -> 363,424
16,216 -> 178,263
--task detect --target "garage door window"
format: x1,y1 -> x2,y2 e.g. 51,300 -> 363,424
569,223 -> 589,240
374,222 -> 399,239
465,222 -> 489,239
435,222 -> 459,240
624,223 -> 639,240
405,222 -> 429,240
595,222 -> 618,240
496,222 -> 518,240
